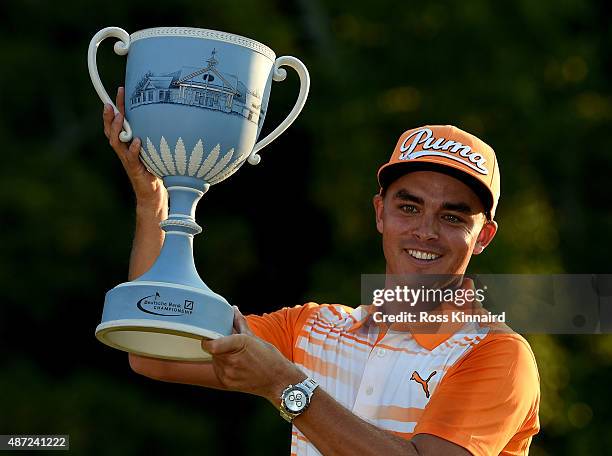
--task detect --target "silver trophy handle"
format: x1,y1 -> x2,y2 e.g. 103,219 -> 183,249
87,26 -> 133,142
248,56 -> 310,165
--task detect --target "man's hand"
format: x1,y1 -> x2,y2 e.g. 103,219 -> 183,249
202,307 -> 305,404
102,87 -> 167,211
102,86 -> 168,279
129,306 -> 303,403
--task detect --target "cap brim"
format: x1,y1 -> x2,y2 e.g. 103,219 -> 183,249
377,161 -> 494,218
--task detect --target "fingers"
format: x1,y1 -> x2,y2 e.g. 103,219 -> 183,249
202,334 -> 247,356
125,137 -> 142,167
103,88 -> 141,165
462,277 -> 476,290
233,306 -> 253,336
102,103 -> 115,139
106,107 -> 145,176
102,86 -> 125,142
100,88 -> 163,200
109,109 -> 126,149
116,86 -> 125,116
123,137 -> 146,177
201,307 -> 253,354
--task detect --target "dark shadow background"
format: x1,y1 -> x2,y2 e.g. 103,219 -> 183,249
1,0 -> 611,454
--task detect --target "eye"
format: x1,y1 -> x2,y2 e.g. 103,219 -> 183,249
400,204 -> 418,214
442,214 -> 463,224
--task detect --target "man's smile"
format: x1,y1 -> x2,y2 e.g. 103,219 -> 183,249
404,248 -> 443,263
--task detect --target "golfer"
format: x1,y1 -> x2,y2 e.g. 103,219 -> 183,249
102,87 -> 540,456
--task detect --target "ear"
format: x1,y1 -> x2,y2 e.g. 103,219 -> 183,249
373,194 -> 384,234
473,220 -> 498,255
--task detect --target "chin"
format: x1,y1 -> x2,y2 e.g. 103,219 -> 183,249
392,262 -> 438,275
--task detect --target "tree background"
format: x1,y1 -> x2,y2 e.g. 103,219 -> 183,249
1,0 -> 611,454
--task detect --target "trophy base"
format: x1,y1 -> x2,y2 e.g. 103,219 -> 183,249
96,319 -> 221,361
96,280 -> 233,361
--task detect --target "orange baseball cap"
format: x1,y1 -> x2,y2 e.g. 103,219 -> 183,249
377,125 -> 501,219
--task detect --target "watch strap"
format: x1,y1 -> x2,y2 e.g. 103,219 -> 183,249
300,377 -> 319,395
280,406 -> 295,423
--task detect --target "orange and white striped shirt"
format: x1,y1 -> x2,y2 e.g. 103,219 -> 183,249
247,303 -> 540,456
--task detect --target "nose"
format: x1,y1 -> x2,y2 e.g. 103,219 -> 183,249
412,212 -> 439,241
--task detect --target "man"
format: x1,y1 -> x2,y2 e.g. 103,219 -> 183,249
102,88 -> 540,456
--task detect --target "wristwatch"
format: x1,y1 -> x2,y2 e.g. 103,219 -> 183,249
279,377 -> 319,423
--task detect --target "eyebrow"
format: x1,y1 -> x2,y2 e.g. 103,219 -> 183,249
441,201 -> 474,214
393,190 -> 423,204
393,189 -> 475,214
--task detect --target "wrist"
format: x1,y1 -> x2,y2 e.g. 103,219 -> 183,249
136,198 -> 168,220
266,365 -> 305,407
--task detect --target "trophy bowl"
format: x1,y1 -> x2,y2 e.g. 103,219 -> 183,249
88,26 -> 309,360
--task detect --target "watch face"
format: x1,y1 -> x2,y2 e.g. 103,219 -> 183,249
284,386 -> 309,413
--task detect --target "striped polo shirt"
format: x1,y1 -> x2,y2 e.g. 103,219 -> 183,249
247,302 -> 540,456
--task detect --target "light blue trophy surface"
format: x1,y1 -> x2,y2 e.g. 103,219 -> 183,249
88,26 -> 309,360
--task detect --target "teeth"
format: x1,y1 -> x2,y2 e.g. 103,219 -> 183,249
408,249 -> 441,260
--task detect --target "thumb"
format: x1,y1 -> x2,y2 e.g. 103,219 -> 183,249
461,277 -> 476,290
233,305 -> 253,336
202,334 -> 247,355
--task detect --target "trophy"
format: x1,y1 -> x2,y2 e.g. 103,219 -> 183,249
87,27 -> 309,361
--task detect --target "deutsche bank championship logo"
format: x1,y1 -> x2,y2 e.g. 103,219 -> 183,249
136,292 -> 195,316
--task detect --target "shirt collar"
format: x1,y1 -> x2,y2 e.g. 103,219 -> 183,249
347,302 -> 483,351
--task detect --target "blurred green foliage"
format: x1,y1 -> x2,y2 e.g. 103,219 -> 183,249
1,0 -> 611,454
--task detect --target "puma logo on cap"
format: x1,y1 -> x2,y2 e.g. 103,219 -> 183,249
398,128 -> 489,175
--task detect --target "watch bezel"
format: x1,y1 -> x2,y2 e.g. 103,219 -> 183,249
281,384 -> 311,414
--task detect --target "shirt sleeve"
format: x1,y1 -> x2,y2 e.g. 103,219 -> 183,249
413,334 -> 541,456
245,302 -> 320,361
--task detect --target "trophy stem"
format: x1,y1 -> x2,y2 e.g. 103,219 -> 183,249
137,176 -> 210,288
